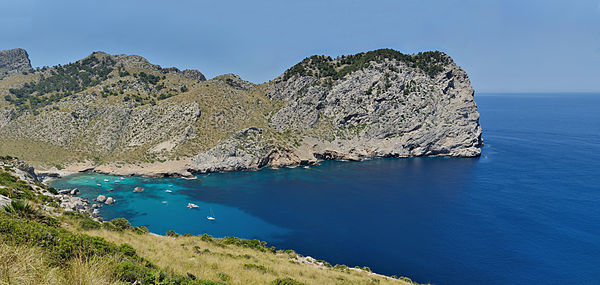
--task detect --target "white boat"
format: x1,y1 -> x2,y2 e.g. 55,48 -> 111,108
187,203 -> 199,209
103,179 -> 109,182
120,177 -> 125,180
207,207 -> 216,221
96,184 -> 101,187
114,180 -> 120,183
303,166 -> 310,169
165,190 -> 172,193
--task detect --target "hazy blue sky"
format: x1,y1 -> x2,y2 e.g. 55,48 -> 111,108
1,0 -> 598,92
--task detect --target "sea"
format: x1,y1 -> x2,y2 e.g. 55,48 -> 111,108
51,93 -> 600,284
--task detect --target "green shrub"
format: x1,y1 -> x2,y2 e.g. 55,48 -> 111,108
243,263 -> 269,273
333,264 -> 349,272
221,236 -> 268,251
119,243 -> 137,257
270,277 -> 306,285
79,218 -> 101,230
166,230 -> 180,237
217,272 -> 230,282
2,200 -> 39,219
131,226 -> 148,235
110,218 -> 131,231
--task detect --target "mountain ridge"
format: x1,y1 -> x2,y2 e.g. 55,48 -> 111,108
0,48 -> 482,177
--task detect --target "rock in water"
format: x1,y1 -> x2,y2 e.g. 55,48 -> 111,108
96,195 -> 107,203
105,197 -> 115,205
133,187 -> 144,193
0,48 -> 32,74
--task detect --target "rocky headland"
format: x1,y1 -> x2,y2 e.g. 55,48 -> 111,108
0,49 -> 482,178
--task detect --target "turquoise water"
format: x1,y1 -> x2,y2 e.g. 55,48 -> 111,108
51,93 -> 600,284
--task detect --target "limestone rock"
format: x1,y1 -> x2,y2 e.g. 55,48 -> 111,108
0,195 -> 11,208
96,195 -> 107,203
133,187 -> 144,193
191,50 -> 482,173
0,48 -> 31,74
104,197 -> 115,205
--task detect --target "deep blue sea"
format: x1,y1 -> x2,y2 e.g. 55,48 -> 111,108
51,93 -> 600,284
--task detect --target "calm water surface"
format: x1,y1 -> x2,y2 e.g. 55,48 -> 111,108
51,93 -> 600,284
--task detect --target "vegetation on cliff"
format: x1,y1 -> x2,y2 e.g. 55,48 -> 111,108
0,47 -> 481,175
282,49 -> 450,81
0,157 -> 419,284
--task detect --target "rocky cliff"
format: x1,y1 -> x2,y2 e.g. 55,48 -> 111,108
191,50 -> 482,173
0,48 -> 32,76
0,48 -> 481,176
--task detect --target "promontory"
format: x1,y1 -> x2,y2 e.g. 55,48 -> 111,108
0,48 -> 482,177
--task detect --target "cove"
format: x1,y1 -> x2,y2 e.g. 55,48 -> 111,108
51,93 -> 600,284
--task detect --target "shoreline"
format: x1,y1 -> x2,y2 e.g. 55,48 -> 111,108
38,152 -> 481,180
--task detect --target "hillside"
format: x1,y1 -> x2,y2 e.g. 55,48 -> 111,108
0,156 -> 418,284
0,49 -> 482,176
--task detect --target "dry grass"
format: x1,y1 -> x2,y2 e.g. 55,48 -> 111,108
0,243 -> 118,285
0,242 -> 60,285
61,255 -> 118,285
83,229 -> 412,285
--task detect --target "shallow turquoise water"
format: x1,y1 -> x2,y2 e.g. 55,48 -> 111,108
51,93 -> 600,284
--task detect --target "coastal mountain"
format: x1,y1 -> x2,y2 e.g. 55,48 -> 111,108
0,48 -> 32,76
0,48 -> 482,177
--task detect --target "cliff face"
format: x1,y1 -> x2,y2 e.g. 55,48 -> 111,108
190,50 -> 482,173
0,48 -> 481,176
0,48 -> 32,75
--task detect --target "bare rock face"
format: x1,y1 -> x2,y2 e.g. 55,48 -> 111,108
182,69 -> 206,81
0,48 -> 32,74
268,51 -> 482,157
191,50 -> 482,172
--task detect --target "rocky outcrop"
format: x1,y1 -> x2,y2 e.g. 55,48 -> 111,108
0,48 -> 482,176
211,74 -> 256,90
190,50 -> 482,173
160,66 -> 207,81
0,157 -> 39,182
96,195 -> 107,203
0,48 -> 32,74
0,194 -> 11,208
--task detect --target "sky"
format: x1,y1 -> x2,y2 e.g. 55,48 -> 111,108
1,0 -> 599,93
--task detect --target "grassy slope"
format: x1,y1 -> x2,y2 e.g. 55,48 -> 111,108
0,53 -> 288,169
0,160 -> 419,284
82,229 -> 410,285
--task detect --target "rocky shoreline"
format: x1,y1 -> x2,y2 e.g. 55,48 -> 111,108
0,157 -> 101,219
36,146 -> 481,180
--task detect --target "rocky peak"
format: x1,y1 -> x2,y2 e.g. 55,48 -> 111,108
160,67 -> 206,82
211,73 -> 255,90
0,48 -> 32,74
